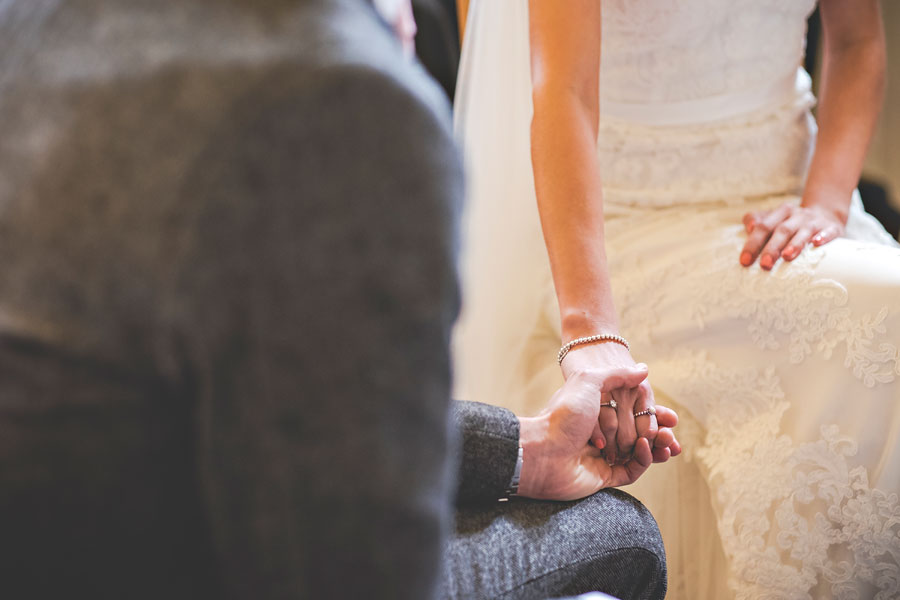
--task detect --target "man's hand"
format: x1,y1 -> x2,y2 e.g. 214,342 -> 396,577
515,369 -> 680,501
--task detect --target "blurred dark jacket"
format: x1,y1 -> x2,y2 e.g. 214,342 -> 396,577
0,0 -> 461,597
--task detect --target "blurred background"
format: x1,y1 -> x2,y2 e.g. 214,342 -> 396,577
411,0 -> 900,239
858,1 -> 900,235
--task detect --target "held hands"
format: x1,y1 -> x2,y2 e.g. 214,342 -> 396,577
740,199 -> 847,270
516,367 -> 680,501
560,342 -> 658,465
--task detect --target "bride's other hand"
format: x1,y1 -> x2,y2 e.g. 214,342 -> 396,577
739,199 -> 847,270
560,343 -> 657,465
740,0 -> 884,273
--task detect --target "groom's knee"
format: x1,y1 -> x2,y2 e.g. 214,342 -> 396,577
535,490 -> 666,600
445,489 -> 666,600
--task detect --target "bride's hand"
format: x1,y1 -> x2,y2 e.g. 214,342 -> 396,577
560,343 -> 657,465
740,200 -> 847,270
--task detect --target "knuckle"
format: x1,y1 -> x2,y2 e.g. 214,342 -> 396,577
746,231 -> 765,245
570,368 -> 591,379
578,367 -> 607,382
571,368 -> 605,386
775,223 -> 793,236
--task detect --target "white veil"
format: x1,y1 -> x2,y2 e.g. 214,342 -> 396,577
452,0 -> 562,413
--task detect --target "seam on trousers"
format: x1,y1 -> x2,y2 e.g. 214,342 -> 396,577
492,546 -> 664,600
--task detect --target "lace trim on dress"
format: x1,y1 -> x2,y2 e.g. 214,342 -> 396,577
598,98 -> 816,213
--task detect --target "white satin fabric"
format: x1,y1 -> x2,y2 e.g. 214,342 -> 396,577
453,1 -> 900,598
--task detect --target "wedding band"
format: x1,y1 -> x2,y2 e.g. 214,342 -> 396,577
633,406 -> 657,418
600,399 -> 618,409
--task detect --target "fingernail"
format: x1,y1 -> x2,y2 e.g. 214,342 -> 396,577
782,246 -> 795,259
594,437 -> 605,450
740,251 -> 752,266
760,254 -> 773,270
812,235 -> 823,245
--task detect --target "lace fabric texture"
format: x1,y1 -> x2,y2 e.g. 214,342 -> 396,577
598,96 -> 817,214
453,0 -> 900,598
598,0 -> 815,105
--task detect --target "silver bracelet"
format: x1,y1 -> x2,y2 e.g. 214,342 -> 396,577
557,333 -> 630,365
499,444 -> 524,502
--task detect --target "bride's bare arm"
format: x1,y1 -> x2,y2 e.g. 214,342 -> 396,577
529,2 -> 657,463
529,0 -> 613,340
741,0 -> 885,269
805,0 -> 884,221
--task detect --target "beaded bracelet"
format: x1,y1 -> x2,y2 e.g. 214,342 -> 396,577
557,333 -> 630,365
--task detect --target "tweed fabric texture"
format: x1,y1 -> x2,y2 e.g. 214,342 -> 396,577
452,400 -> 520,504
442,490 -> 666,600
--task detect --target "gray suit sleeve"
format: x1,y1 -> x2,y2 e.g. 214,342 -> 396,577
174,62 -> 463,599
451,400 -> 520,505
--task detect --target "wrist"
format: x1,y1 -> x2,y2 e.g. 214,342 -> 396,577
515,414 -> 551,499
802,181 -> 853,223
559,309 -> 619,343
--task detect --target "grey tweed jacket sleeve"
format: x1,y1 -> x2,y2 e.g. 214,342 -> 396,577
451,400 -> 521,505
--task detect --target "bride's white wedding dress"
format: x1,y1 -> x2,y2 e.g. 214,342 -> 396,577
452,1 -> 900,598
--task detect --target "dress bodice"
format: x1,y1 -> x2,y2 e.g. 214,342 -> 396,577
595,0 -> 820,212
599,0 -> 816,112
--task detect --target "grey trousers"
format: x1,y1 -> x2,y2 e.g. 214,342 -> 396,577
441,490 -> 666,600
